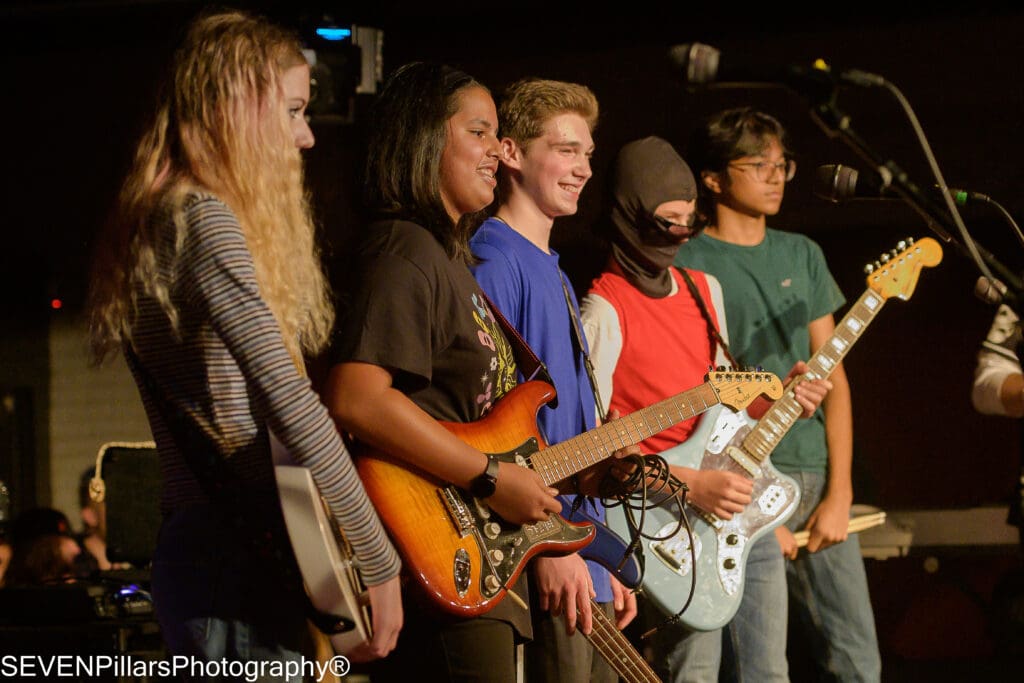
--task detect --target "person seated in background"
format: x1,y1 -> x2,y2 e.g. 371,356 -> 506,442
4,507 -> 83,586
972,303 -> 1024,417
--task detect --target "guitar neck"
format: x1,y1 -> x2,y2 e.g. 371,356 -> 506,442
742,288 -> 887,465
584,599 -> 660,683
532,382 -> 721,486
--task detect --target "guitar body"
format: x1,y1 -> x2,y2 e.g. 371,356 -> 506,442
274,465 -> 370,654
355,381 -> 595,617
569,507 -> 643,590
607,237 -> 944,632
607,404 -> 799,631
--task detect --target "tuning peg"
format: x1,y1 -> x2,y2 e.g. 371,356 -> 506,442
864,263 -> 875,274
890,249 -> 900,259
905,236 -> 914,245
879,253 -> 890,264
897,240 -> 907,251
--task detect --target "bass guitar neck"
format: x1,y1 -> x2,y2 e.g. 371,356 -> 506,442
584,599 -> 659,683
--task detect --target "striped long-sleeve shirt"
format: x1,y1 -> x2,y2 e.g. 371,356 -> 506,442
129,193 -> 400,586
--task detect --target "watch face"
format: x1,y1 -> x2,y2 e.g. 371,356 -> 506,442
471,474 -> 496,498
470,457 -> 499,498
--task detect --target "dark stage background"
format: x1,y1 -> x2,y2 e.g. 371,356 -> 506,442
2,1 -> 1024,675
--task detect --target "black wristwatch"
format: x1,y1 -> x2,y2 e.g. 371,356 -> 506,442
468,455 -> 500,498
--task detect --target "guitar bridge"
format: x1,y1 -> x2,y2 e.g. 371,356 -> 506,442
649,522 -> 702,576
439,486 -> 473,535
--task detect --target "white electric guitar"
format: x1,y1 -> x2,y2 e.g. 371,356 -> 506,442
607,237 -> 942,631
275,465 -> 371,654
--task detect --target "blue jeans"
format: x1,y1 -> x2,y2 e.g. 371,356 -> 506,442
151,503 -> 309,680
654,531 -> 789,682
784,471 -> 881,683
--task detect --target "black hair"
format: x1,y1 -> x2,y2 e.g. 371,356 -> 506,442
688,107 -> 790,226
363,62 -> 486,263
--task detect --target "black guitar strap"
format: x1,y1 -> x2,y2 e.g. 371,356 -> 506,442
673,266 -> 741,369
558,272 -> 608,423
123,344 -> 353,635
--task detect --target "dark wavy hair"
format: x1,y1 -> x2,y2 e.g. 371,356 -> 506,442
688,107 -> 791,226
363,62 -> 486,263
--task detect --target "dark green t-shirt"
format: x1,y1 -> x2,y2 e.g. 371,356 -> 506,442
676,228 -> 845,473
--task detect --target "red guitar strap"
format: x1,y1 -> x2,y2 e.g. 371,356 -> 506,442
479,290 -> 556,394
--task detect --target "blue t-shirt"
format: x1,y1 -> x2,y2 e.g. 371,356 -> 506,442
471,217 -> 612,601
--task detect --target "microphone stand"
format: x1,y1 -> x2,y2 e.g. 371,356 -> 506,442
804,90 -> 1024,313
801,82 -> 1024,552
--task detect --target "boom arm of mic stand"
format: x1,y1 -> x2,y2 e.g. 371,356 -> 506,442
808,98 -> 1024,304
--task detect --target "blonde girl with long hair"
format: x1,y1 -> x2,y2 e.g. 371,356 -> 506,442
88,10 -> 401,665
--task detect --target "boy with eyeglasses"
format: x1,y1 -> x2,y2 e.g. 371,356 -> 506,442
677,107 -> 881,682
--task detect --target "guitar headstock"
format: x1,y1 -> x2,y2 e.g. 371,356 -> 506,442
707,369 -> 784,411
864,237 -> 943,301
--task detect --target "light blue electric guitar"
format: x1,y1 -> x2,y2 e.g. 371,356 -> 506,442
607,237 -> 942,631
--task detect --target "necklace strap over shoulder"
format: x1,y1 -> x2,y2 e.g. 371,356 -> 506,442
673,266 -> 741,369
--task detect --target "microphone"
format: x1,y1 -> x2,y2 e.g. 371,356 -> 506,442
813,164 -> 984,205
668,43 -> 883,98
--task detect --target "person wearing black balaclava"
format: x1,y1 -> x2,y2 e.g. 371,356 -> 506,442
580,136 -> 829,683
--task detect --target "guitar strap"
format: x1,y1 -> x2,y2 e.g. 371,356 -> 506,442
558,272 -> 608,423
123,344 -> 353,636
673,266 -> 741,369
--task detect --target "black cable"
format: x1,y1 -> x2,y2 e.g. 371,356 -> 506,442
599,453 -> 700,636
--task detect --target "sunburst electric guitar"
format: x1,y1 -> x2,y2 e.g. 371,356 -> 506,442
607,237 -> 942,631
354,370 -> 782,617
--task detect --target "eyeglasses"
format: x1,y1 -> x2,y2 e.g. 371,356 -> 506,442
728,159 -> 797,183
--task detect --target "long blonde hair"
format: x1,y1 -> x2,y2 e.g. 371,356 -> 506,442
88,10 -> 332,368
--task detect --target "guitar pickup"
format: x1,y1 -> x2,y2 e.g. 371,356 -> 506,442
757,484 -> 787,516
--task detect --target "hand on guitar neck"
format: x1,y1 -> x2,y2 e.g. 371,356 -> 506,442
572,408 -> 644,497
747,360 -> 833,421
675,360 -> 832,521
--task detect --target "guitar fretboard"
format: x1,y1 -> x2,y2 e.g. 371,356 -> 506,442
743,288 -> 886,464
584,599 -> 660,683
530,383 -> 721,486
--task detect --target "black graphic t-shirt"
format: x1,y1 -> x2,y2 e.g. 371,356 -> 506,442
334,219 -> 518,422
332,219 -> 530,637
